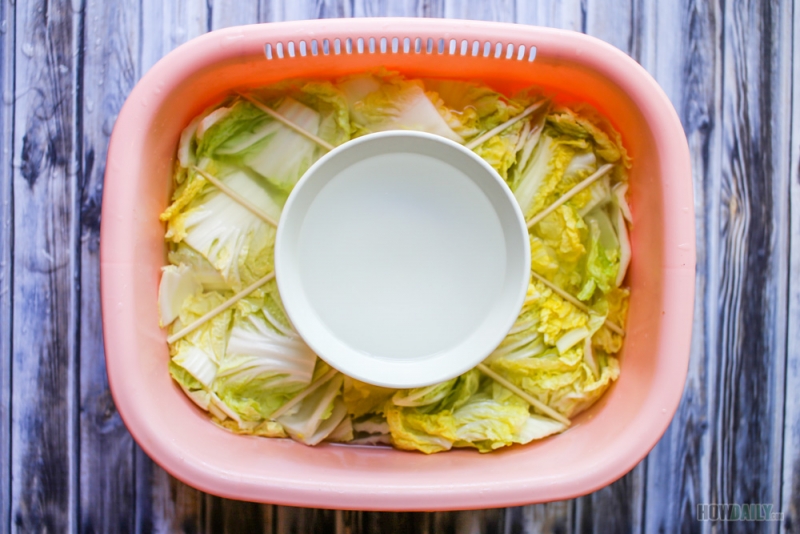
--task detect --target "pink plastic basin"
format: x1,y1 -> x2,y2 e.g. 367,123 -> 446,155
101,18 -> 694,510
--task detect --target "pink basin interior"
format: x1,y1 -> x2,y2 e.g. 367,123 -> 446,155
101,18 -> 694,510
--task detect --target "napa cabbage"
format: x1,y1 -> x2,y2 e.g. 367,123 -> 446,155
167,291 -> 233,417
162,169 -> 279,290
277,374 -> 347,446
340,72 -> 463,142
213,292 -> 317,422
161,72 -> 632,453
342,377 -> 396,418
158,264 -> 201,327
385,377 -> 567,454
486,279 -> 620,421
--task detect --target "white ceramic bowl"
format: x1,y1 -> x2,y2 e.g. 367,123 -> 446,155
275,131 -> 531,388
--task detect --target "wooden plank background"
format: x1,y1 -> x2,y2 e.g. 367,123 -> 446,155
0,0 -> 797,532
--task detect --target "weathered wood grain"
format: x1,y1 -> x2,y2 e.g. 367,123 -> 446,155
274,506 -> 336,533
139,0 -> 209,74
712,2 -> 791,533
781,0 -> 800,527
267,0 -> 352,22
0,1 -> 14,532
515,0 -> 582,33
205,495 -> 274,534
210,0 -> 259,30
78,0 -> 140,532
0,0 -> 795,532
585,0 -> 645,61
335,509 -> 504,534
10,0 -> 83,531
573,470 -> 646,534
638,0 -> 722,532
456,509 -> 507,534
443,0 -> 515,22
502,501 -> 571,534
353,0 -> 444,18
134,456 -> 209,534
335,511 -> 441,534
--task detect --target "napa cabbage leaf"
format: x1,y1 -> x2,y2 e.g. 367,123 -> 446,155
213,294 -> 317,422
162,169 -> 279,290
340,72 -> 463,142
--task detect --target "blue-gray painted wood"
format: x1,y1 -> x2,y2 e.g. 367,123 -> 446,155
0,0 -> 15,531
79,0 -> 140,532
782,0 -> 800,526
0,0 -> 797,532
10,0 -> 82,531
713,2 -> 792,532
